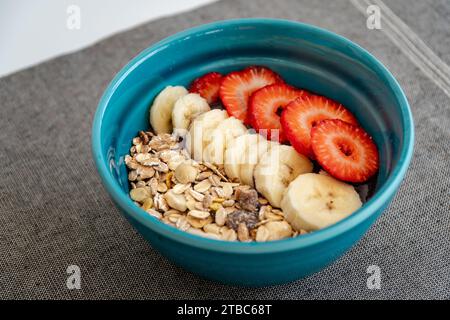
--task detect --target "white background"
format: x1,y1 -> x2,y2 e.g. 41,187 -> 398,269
0,0 -> 215,77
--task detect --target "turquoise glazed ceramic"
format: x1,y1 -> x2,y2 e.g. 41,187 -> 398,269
92,19 -> 414,286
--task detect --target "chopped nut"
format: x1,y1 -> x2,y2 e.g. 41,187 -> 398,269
129,187 -> 151,202
202,193 -> 213,208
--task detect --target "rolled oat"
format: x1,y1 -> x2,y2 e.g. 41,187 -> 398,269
125,131 -> 308,242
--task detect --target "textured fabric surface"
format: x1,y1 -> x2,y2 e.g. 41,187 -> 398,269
387,0 -> 450,65
0,0 -> 449,299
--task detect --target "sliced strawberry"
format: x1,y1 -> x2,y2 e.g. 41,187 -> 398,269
189,72 -> 223,104
281,95 -> 359,158
219,66 -> 284,123
247,84 -> 308,142
311,119 -> 379,183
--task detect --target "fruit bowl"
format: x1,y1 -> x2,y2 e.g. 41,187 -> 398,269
91,18 -> 414,286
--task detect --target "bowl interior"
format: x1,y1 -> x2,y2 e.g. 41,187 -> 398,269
95,19 -> 410,243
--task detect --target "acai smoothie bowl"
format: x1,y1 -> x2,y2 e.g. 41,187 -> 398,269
91,19 -> 414,286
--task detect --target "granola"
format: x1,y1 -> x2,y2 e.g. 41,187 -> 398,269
125,130 -> 308,242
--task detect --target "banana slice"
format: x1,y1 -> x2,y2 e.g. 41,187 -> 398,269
224,134 -> 259,181
172,93 -> 210,134
203,117 -> 247,164
254,145 -> 313,208
281,173 -> 362,231
149,86 -> 188,134
186,109 -> 228,161
239,137 -> 275,187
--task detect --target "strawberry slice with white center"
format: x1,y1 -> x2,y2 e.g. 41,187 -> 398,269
311,119 -> 379,183
281,95 -> 359,159
219,66 -> 283,123
247,83 -> 308,142
189,72 -> 223,104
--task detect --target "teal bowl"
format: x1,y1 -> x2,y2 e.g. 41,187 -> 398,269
91,19 -> 414,286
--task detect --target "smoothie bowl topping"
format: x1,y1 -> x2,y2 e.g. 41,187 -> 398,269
125,66 -> 379,242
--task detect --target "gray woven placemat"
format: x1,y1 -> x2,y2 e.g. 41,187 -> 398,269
0,0 -> 449,299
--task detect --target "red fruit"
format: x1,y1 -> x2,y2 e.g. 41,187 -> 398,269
281,95 -> 359,158
219,66 -> 284,123
189,72 -> 223,104
247,84 -> 308,142
311,119 -> 379,183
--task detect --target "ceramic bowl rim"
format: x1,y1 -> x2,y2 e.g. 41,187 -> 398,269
91,18 -> 414,254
